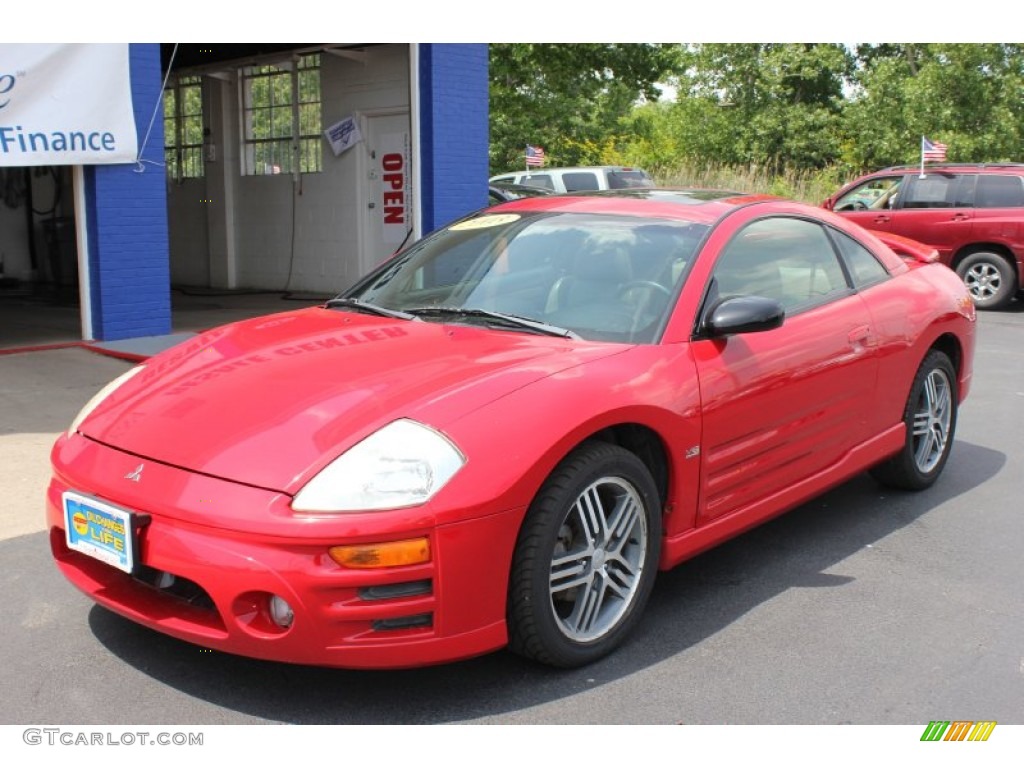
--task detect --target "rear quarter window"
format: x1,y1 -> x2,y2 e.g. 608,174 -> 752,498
608,170 -> 655,189
830,229 -> 890,289
975,175 -> 1024,208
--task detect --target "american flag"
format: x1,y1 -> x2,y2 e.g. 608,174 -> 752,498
922,136 -> 948,162
525,145 -> 545,167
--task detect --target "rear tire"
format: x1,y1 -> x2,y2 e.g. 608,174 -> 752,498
871,350 -> 958,490
507,441 -> 661,668
955,251 -> 1016,310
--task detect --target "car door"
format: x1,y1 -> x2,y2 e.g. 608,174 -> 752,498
830,173 -> 903,235
887,173 -> 976,263
690,215 -> 879,524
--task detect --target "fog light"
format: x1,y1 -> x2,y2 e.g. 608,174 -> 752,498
268,595 -> 294,628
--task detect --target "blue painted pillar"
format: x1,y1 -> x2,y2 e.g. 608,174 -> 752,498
85,43 -> 171,341
417,44 -> 489,233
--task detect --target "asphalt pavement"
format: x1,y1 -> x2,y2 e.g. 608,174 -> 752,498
1,302 -> 1022,726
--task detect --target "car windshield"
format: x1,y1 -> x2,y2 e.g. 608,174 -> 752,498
342,212 -> 707,343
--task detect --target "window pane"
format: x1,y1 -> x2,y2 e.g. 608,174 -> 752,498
163,76 -> 204,180
520,175 -> 553,190
562,172 -> 600,191
241,55 -> 320,176
976,175 -> 1024,208
903,175 -> 968,209
715,217 -> 849,313
835,176 -> 901,211
831,230 -> 890,288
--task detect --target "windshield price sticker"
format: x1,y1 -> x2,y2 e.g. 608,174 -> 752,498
449,214 -> 521,231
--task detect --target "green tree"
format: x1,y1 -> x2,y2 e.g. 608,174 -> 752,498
488,44 -> 681,173
673,43 -> 854,170
844,44 -> 1024,168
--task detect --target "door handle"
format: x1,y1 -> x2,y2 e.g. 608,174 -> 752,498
951,213 -> 970,221
848,325 -> 872,350
873,215 -> 890,223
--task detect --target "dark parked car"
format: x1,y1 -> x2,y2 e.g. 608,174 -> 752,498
823,163 -> 1024,309
488,183 -> 555,205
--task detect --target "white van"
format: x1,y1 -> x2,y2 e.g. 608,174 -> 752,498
490,165 -> 654,194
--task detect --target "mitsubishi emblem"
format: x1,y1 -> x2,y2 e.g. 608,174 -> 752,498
125,463 -> 144,482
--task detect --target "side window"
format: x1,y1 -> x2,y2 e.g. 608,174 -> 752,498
830,230 -> 890,289
712,218 -> 850,314
901,174 -> 974,209
608,170 -> 654,189
834,176 -> 902,211
975,174 -> 1024,208
520,174 -> 554,190
561,172 -> 600,191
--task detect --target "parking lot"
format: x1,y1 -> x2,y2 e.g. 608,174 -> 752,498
1,302 -> 1022,725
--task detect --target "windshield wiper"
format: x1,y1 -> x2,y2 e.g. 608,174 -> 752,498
325,298 -> 420,321
405,306 -> 580,339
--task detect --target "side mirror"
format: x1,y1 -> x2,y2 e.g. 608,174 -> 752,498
704,296 -> 785,337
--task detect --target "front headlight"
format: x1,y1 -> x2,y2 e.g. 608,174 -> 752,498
291,419 -> 465,513
68,365 -> 146,435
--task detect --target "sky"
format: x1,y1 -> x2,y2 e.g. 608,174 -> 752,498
3,2 -> 1012,43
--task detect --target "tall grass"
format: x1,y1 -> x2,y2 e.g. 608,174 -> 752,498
651,162 -> 857,205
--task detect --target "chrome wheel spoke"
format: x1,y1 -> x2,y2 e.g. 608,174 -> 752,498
548,476 -> 649,643
550,551 -> 593,594
566,576 -> 608,635
604,559 -> 638,599
606,495 -> 641,556
574,486 -> 607,545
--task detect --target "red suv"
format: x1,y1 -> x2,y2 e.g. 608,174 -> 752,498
823,163 -> 1024,309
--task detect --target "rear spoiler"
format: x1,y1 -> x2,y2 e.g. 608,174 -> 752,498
874,232 -> 940,264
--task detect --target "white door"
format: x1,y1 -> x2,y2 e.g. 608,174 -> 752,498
360,112 -> 412,274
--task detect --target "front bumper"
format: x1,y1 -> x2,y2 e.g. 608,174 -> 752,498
47,434 -> 523,669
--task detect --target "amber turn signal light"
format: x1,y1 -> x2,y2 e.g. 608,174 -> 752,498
329,538 -> 431,569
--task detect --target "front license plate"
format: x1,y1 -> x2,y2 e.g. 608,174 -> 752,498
63,491 -> 136,574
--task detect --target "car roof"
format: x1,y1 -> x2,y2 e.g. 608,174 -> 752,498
490,165 -> 651,177
484,187 -> 775,223
873,163 -> 1024,174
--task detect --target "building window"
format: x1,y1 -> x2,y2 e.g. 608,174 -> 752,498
240,54 -> 322,176
164,75 -> 204,180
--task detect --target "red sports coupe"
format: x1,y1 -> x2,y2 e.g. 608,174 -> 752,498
48,190 -> 976,669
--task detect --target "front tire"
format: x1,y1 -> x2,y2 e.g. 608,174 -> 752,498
507,441 -> 662,668
871,350 -> 958,490
955,251 -> 1016,310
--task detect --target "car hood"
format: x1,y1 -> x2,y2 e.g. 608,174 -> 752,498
79,308 -> 625,493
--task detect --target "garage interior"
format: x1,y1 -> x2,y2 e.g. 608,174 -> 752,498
1,43 -> 424,352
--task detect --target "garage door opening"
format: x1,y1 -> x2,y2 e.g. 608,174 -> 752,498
0,166 -> 84,350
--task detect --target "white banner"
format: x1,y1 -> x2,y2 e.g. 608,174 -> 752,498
324,115 -> 362,156
0,44 -> 138,166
